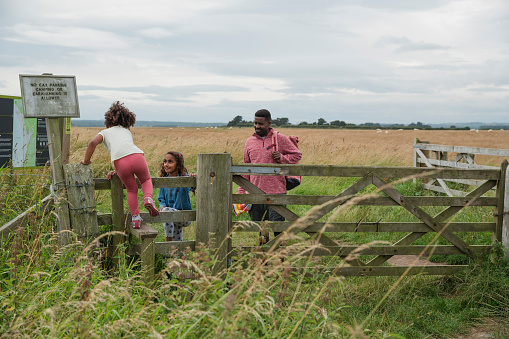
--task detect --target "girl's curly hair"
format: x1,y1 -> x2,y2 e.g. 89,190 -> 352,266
104,101 -> 136,128
159,151 -> 188,177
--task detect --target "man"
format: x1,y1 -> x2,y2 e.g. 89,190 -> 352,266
238,109 -> 302,244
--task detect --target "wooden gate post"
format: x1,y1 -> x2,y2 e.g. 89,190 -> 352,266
501,160 -> 509,258
196,153 -> 232,275
63,163 -> 98,245
110,174 -> 126,269
46,118 -> 72,246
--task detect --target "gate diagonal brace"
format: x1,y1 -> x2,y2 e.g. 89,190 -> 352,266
371,176 -> 474,258
367,178 -> 496,266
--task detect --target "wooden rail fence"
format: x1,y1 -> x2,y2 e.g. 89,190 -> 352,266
4,153 -> 509,284
414,138 -> 509,196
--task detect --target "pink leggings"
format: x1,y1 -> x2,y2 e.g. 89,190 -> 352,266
114,153 -> 153,216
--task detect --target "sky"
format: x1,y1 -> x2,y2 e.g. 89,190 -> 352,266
0,0 -> 508,125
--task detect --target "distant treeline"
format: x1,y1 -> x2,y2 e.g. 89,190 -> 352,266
71,120 -> 226,128
479,125 -> 509,130
227,116 -> 473,130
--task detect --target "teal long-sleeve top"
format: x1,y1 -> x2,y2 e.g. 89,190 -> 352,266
158,175 -> 195,211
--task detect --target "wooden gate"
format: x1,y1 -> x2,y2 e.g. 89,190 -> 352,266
231,161 -> 508,276
414,138 -> 509,196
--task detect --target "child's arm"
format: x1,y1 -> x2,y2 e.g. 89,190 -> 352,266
158,188 -> 167,211
81,134 -> 103,165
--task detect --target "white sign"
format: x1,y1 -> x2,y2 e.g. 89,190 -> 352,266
19,74 -> 80,118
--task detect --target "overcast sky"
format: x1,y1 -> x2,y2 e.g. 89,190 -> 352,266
1,0 -> 508,124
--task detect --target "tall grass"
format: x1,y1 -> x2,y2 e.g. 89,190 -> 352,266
1,127 -> 508,338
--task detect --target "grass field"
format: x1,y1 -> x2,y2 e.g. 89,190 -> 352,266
1,127 -> 509,338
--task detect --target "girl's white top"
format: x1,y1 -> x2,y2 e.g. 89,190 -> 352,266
98,126 -> 144,162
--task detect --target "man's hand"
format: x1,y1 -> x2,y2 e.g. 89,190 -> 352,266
271,151 -> 281,161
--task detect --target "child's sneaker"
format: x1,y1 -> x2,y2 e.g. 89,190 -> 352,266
132,215 -> 142,229
144,197 -> 159,217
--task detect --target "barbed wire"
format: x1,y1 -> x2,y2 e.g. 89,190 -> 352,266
0,173 -> 51,178
1,184 -> 50,189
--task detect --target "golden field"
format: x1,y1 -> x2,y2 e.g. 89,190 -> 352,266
70,127 -> 509,172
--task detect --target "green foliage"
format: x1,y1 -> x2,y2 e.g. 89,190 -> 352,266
2,166 -> 509,337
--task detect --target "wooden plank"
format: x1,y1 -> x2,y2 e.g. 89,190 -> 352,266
0,195 -> 54,242
127,241 -> 197,255
63,163 -> 98,244
231,164 -> 500,180
60,118 -> 71,165
415,143 -> 509,157
372,176 -> 474,257
442,178 -> 486,187
46,117 -> 71,246
231,221 -> 496,233
138,210 -> 195,224
415,149 -> 453,196
423,183 -> 467,197
496,160 -> 508,243
233,245 -> 491,256
109,175 -> 126,270
417,158 -> 496,170
155,241 -> 196,254
196,153 -> 232,274
93,176 -> 196,190
503,164 -> 509,257
140,237 -> 155,286
93,178 -> 111,190
128,223 -> 158,240
232,194 -> 497,207
295,265 -> 468,277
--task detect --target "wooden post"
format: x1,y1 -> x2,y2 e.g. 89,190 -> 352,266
196,153 -> 232,275
61,118 -> 71,165
502,161 -> 509,258
495,160 -> 508,243
140,233 -> 156,285
63,163 -> 98,245
110,174 -> 126,269
46,117 -> 71,246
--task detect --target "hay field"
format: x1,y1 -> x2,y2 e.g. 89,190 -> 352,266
70,127 -> 509,171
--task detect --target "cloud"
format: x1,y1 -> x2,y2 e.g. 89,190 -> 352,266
137,28 -> 176,39
0,0 -> 508,124
375,36 -> 452,52
5,24 -> 133,49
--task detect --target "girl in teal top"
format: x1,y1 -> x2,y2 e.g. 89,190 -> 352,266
158,151 -> 195,242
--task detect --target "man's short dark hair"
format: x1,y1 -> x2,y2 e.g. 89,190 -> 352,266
255,109 -> 271,122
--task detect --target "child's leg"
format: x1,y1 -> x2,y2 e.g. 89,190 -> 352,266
163,207 -> 175,241
114,155 -> 140,216
128,153 -> 153,198
128,153 -> 158,216
173,224 -> 183,242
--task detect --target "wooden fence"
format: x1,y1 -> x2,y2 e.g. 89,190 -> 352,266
93,154 -> 509,283
4,153 -> 509,284
414,138 -> 509,196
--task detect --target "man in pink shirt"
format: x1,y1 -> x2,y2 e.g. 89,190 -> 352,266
238,109 -> 302,243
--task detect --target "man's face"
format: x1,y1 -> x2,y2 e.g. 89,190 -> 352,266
254,116 -> 271,137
